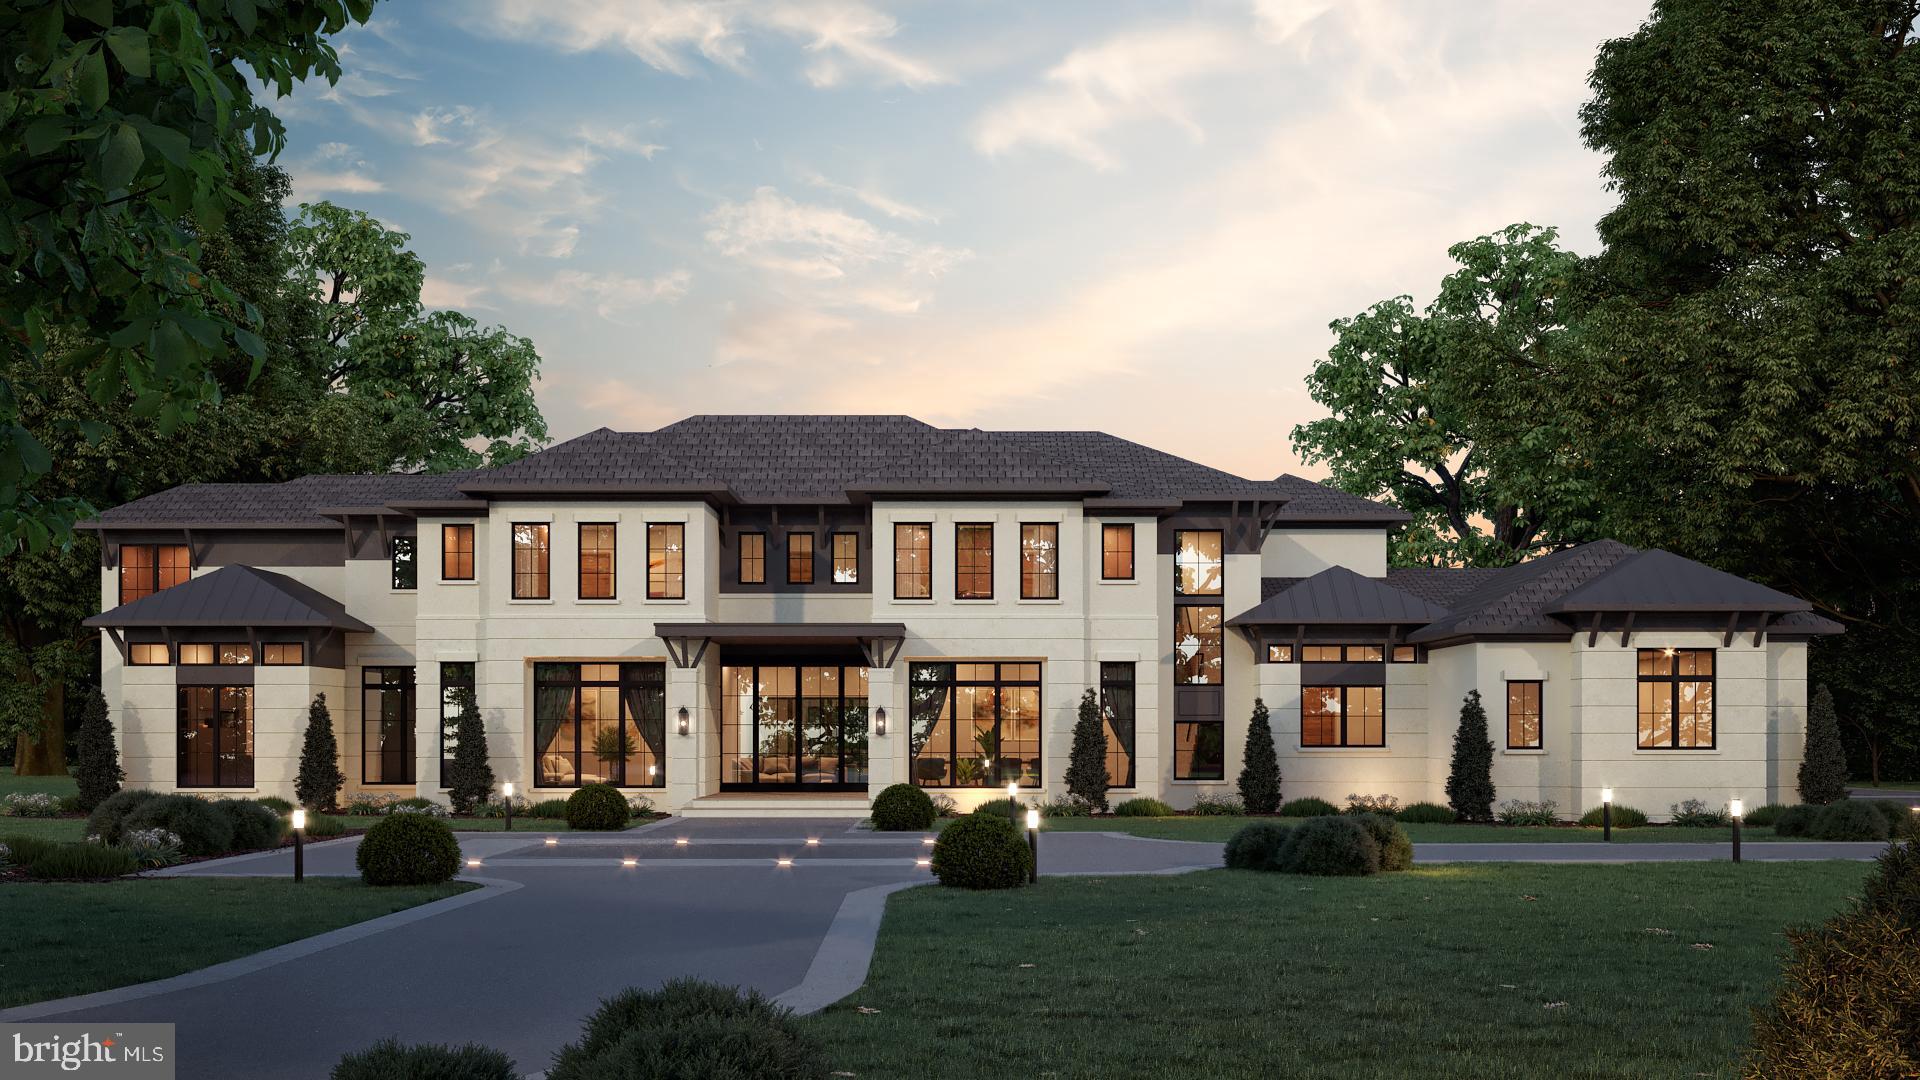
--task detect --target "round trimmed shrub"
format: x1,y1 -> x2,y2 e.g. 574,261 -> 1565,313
256,796 -> 294,815
1577,804 -> 1650,829
1279,815 -> 1380,876
1811,800 -> 1891,843
1773,804 -> 1819,838
83,788 -> 161,846
1279,796 -> 1340,818
214,798 -> 285,851
565,783 -> 631,831
546,979 -> 826,1080
1112,797 -> 1174,817
356,813 -> 461,886
1223,821 -> 1293,871
124,795 -> 234,856
929,812 -> 1032,889
1396,801 -> 1456,824
870,783 -> 937,831
1744,803 -> 1786,828
1353,813 -> 1413,872
332,1037 -> 518,1080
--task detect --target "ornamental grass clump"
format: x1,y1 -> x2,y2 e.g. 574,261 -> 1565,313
546,978 -> 827,1080
929,812 -> 1032,890
120,828 -> 184,869
1578,804 -> 1649,829
1396,802 -> 1456,824
565,784 -> 630,831
1,792 -> 64,817
356,813 -> 461,886
1496,799 -> 1559,827
1190,793 -> 1246,816
24,842 -> 140,880
1669,798 -> 1732,828
1279,796 -> 1340,818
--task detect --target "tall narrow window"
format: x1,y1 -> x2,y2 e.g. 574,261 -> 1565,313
1174,605 -> 1223,685
832,533 -> 860,583
579,523 -> 616,599
1506,680 -> 1543,749
118,543 -> 192,604
512,524 -> 550,599
177,686 -> 253,788
1637,648 -> 1714,749
442,524 -> 475,581
1301,686 -> 1386,747
739,533 -> 766,584
894,523 -> 931,599
363,666 -> 416,784
1100,662 -> 1136,788
440,661 -> 476,781
787,532 -> 815,585
1174,530 -> 1223,595
1020,523 -> 1058,599
390,536 -> 417,591
647,523 -> 684,598
955,523 -> 993,599
1101,523 -> 1134,580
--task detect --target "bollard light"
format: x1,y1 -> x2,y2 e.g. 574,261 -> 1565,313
292,808 -> 307,831
1601,787 -> 1614,843
502,782 -> 514,832
1730,798 -> 1744,864
1730,798 -> 1744,818
291,808 -> 306,883
1025,808 -> 1040,884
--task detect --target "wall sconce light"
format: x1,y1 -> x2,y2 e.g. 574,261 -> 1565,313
677,707 -> 690,736
874,706 -> 887,736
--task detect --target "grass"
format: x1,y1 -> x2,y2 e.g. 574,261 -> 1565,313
1013,815 -> 1780,844
0,877 -> 474,1008
0,767 -> 84,841
1851,779 -> 1920,790
809,861 -> 1867,1080
0,766 -> 77,798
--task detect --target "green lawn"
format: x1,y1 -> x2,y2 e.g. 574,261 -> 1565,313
0,767 -> 84,841
809,861 -> 1865,1080
0,877 -> 473,1008
1851,780 -> 1920,790
0,766 -> 77,798
1014,815 -> 1776,844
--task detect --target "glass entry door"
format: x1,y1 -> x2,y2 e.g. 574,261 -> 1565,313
722,665 -> 869,790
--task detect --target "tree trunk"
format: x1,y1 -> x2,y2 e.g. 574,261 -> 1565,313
12,678 -> 68,776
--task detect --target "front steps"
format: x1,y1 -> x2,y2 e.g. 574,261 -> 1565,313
676,792 -> 873,819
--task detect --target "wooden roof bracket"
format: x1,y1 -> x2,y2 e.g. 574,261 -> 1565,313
1586,612 -> 1604,647
104,627 -> 127,659
1722,611 -> 1740,647
1256,500 -> 1286,547
183,526 -> 200,569
1619,611 -> 1636,648
1751,612 -> 1773,647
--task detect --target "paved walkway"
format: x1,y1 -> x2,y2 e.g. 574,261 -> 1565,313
1,821 -> 1882,1079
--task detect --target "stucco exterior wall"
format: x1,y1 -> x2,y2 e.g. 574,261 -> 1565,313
1261,527 -> 1388,579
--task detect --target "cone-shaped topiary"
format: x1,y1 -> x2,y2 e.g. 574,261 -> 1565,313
1238,697 -> 1281,814
296,693 -> 346,813
72,686 -> 124,813
1797,683 -> 1849,806
442,687 -> 495,815
1445,689 -> 1496,822
1064,688 -> 1110,812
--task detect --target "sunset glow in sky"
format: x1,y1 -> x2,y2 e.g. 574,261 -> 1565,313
274,0 -> 1652,479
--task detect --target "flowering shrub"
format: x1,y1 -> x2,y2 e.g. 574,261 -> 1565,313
626,794 -> 656,816
1497,799 -> 1560,826
0,841 -> 11,872
468,794 -> 530,819
1190,793 -> 1247,816
1670,798 -> 1733,828
343,793 -> 401,816
2,792 -> 64,817
390,797 -> 450,818
121,828 -> 185,868
1345,793 -> 1400,815
928,792 -> 959,818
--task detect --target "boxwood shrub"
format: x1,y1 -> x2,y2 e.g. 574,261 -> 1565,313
929,812 -> 1032,889
356,813 -> 462,886
1278,796 -> 1340,818
83,788 -> 161,846
1772,804 -> 1819,838
1395,801 -> 1456,824
565,784 -> 631,831
870,783 -> 936,831
1112,797 -> 1174,818
547,979 -> 826,1080
1577,804 -> 1650,829
1811,800 -> 1891,843
1279,815 -> 1380,876
1869,800 -> 1911,832
1352,813 -> 1413,872
214,799 -> 285,851
25,842 -> 140,880
331,1037 -> 519,1080
1223,821 -> 1292,871
125,794 -> 234,856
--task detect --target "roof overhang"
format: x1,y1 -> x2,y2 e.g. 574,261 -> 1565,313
652,621 -> 908,669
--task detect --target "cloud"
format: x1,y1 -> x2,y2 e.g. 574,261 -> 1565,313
495,269 -> 693,320
410,105 -> 481,146
972,25 -> 1245,170
799,169 -> 936,223
463,0 -> 946,88
420,276 -> 492,310
702,187 -> 968,312
287,170 -> 386,200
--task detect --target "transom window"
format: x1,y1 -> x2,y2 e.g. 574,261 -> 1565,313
1101,523 -> 1134,580
1100,662 -> 1136,788
648,523 -> 684,599
955,523 -> 993,599
1302,686 -> 1385,747
739,533 -> 766,584
119,544 -> 191,604
1174,605 -> 1223,685
1637,648 -> 1715,749
390,536 -> 417,591
442,524 -> 475,581
1507,680 -> 1543,749
177,686 -> 252,788
533,663 -> 666,788
1020,523 -> 1058,599
512,524 -> 550,599
894,523 -> 931,599
787,532 -> 815,585
1174,530 -> 1223,596
832,533 -> 860,583
579,523 -> 616,599
909,662 -> 1041,788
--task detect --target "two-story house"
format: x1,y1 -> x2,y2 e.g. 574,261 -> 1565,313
82,415 -> 1840,819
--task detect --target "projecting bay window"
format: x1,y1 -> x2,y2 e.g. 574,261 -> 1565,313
442,524 -> 475,581
1020,523 -> 1058,599
787,532 -> 815,585
955,523 -> 993,599
1174,530 -> 1222,596
648,523 -> 684,599
832,533 -> 860,583
177,686 -> 252,788
363,666 -> 415,785
119,544 -> 191,604
439,661 -> 475,780
579,523 -> 616,599
894,524 -> 931,599
908,662 -> 1041,788
512,524 -> 549,599
1301,686 -> 1385,748
390,536 -> 417,590
1101,523 -> 1134,580
1506,680 -> 1543,749
1637,648 -> 1715,749
533,663 -> 666,788
740,533 -> 766,584
1100,662 -> 1136,788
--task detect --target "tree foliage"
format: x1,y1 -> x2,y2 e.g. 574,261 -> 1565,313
1799,684 -> 1851,805
1446,690 -> 1495,822
1238,697 -> 1281,814
296,693 -> 344,812
443,687 -> 493,815
1064,688 -> 1109,812
72,684 -> 121,812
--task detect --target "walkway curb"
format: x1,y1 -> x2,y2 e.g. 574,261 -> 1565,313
0,875 -> 523,1021
772,880 -> 924,1016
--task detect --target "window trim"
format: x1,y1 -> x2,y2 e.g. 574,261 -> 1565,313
1266,644 -> 1294,663
1300,684 -> 1387,748
954,522 -> 994,600
1019,522 -> 1059,600
1636,648 -> 1717,750
129,643 -> 171,666
1100,523 -> 1135,581
176,684 -> 253,789
442,524 -> 476,582
1173,529 -> 1224,597
1505,679 -> 1543,750
177,642 -> 253,666
893,523 -> 932,600
831,531 -> 860,585
786,531 -> 816,586
1173,717 -> 1226,780
907,662 -> 1042,788
390,535 -> 417,591
578,522 -> 618,601
532,662 -> 668,789
1299,644 -> 1386,663
739,532 -> 767,585
439,661 -> 476,782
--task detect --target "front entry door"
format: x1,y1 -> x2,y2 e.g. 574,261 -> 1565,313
722,665 -> 869,790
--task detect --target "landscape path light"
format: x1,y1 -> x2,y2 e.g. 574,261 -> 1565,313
503,782 -> 514,832
291,808 -> 306,883
1601,787 -> 1613,843
1026,808 -> 1040,885
1007,781 -> 1019,828
1730,798 -> 1744,864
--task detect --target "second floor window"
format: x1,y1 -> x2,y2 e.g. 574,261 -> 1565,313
390,536 -> 417,591
832,533 -> 859,583
1101,523 -> 1134,580
1174,605 -> 1223,685
1174,530 -> 1223,595
739,533 -> 766,584
119,544 -> 191,604
513,523 -> 550,599
579,523 -> 616,599
648,523 -> 684,599
955,523 -> 993,599
894,523 -> 931,598
1020,523 -> 1058,599
787,532 -> 815,585
442,524 -> 475,581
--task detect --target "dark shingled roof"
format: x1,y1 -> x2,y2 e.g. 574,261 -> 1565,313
1230,566 -> 1448,626
1544,549 -> 1812,614
1404,541 -> 1639,643
83,565 -> 375,631
88,472 -> 476,528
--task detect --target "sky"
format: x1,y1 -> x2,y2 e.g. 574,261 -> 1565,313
272,0 -> 1654,482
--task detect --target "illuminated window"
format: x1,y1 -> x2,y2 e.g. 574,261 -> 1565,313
955,523 -> 993,599
1101,523 -> 1134,580
1100,662 -> 1135,787
1020,523 -> 1058,599
363,667 -> 415,784
218,643 -> 253,665
647,523 -> 684,598
533,663 -> 666,788
907,662 -> 1041,788
894,524 -> 931,599
177,644 -> 215,665
118,544 -> 191,604
1302,644 -> 1386,662
787,532 -> 815,585
739,533 -> 766,584
1392,645 -> 1419,663
1637,649 -> 1714,749
1267,644 -> 1294,663
439,661 -> 475,780
130,643 -> 170,665
579,523 -> 616,599
262,643 -> 304,666
177,686 -> 252,788
832,533 -> 860,583
1173,530 -> 1222,596
512,524 -> 550,599
1174,606 -> 1223,685
1301,686 -> 1385,747
442,524 -> 475,581
1507,680 -> 1543,749
390,536 -> 417,591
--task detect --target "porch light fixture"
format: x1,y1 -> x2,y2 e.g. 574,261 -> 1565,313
1729,799 -> 1744,864
1601,788 -> 1613,843
291,809 -> 306,883
874,706 -> 887,737
1025,808 -> 1040,884
677,707 -> 691,737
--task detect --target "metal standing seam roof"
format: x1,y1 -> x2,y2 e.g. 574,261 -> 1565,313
83,565 -> 375,631
1229,566 -> 1450,625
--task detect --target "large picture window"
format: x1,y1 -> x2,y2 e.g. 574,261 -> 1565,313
955,523 -> 993,599
512,524 -> 549,599
1100,662 -> 1136,788
1506,680 -> 1543,749
1101,523 -> 1134,580
787,532 -> 815,585
579,523 -> 616,599
1637,648 -> 1714,749
120,543 -> 191,604
177,686 -> 252,788
1174,530 -> 1222,595
439,661 -> 475,781
1301,686 -> 1385,747
390,536 -> 417,591
909,662 -> 1041,788
363,667 -> 416,784
720,665 -> 869,788
648,523 -> 684,598
533,663 -> 667,787
442,524 -> 475,581
1020,523 -> 1058,599
1174,605 -> 1224,685
739,533 -> 766,584
894,523 -> 931,598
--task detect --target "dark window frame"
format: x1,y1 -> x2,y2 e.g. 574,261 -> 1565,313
177,685 -> 253,789
1636,648 -> 1717,750
578,522 -> 618,600
893,523 -> 932,599
1300,685 -> 1387,748
1173,718 -> 1225,780
1100,661 -> 1136,788
442,524 -> 476,581
390,535 -> 417,591
907,662 -> 1042,789
439,661 -> 476,782
532,663 -> 667,789
129,643 -> 171,666
1174,604 -> 1224,686
1300,644 -> 1385,663
511,523 -> 551,600
118,543 -> 192,605
1020,522 -> 1059,600
261,642 -> 305,666
739,532 -> 767,585
954,522 -> 994,600
831,532 -> 860,584
787,531 -> 816,585
720,664 -> 871,791
177,642 -> 253,666
1391,645 -> 1419,663
647,522 -> 685,599
1266,644 -> 1294,663
362,666 -> 417,785
1173,529 -> 1223,596
1506,679 -> 1543,750
1101,523 -> 1134,581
